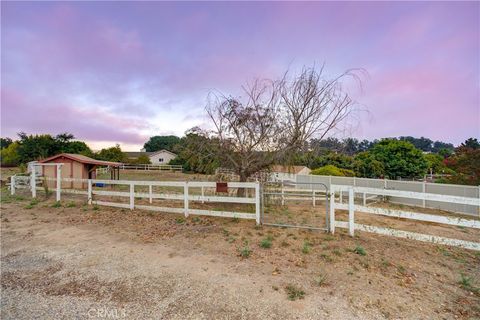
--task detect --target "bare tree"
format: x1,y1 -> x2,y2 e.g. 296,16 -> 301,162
204,65 -> 363,192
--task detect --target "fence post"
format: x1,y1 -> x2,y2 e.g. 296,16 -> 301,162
129,182 -> 134,210
422,182 -> 426,208
184,182 -> 189,217
201,186 -> 205,204
349,188 -> 355,237
87,179 -> 92,205
363,192 -> 366,206
10,175 -> 15,195
31,165 -> 36,198
255,182 -> 260,225
312,190 -> 316,207
329,188 -> 335,234
56,164 -> 61,202
281,181 -> 285,206
149,184 -> 153,204
339,190 -> 343,204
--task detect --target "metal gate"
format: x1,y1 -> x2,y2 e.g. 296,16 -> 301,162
261,181 -> 329,230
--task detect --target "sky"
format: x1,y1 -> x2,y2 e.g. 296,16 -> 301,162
1,1 -> 479,151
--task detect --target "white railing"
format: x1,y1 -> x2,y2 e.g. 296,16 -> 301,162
329,185 -> 480,251
14,174 -> 260,224
119,164 -> 183,171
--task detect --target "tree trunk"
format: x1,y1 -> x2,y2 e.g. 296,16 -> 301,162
237,172 -> 247,197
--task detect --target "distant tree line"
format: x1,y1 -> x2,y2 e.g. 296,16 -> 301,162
1,132 -> 478,185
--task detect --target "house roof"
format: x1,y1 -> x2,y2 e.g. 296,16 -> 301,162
271,165 -> 310,174
150,149 -> 177,157
39,153 -> 122,167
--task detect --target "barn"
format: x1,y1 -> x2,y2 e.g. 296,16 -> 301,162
38,153 -> 121,189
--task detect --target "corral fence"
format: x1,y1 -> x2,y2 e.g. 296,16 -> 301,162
329,185 -> 480,251
10,174 -> 260,223
296,175 -> 480,217
96,164 -> 183,175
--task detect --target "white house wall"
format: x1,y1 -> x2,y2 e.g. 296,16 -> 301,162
149,151 -> 176,164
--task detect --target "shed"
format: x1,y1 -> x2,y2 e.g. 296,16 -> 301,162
38,153 -> 121,189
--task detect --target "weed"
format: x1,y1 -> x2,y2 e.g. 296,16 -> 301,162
381,259 -> 391,268
93,205 -> 99,211
51,201 -> 62,208
30,199 -> 39,206
175,217 -> 185,224
302,241 -> 312,254
397,265 -> 406,275
260,237 -> 272,249
320,253 -> 333,262
232,217 -> 240,223
66,201 -> 76,208
459,273 -> 479,293
353,246 -> 366,256
239,244 -> 252,258
192,216 -> 201,223
332,249 -> 342,256
14,196 -> 25,201
285,284 -> 305,301
227,236 -> 236,243
25,204 -> 34,209
222,229 -> 230,237
314,273 -> 328,286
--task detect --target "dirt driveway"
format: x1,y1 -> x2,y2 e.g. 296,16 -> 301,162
1,196 -> 479,319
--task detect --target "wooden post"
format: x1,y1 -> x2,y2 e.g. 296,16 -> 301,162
422,182 -> 426,208
184,182 -> 189,217
339,191 -> 343,204
87,179 -> 92,205
129,183 -> 134,210
201,186 -> 205,204
31,165 -> 36,198
363,192 -> 366,206
312,190 -> 316,207
56,164 -> 61,202
329,188 -> 335,234
149,184 -> 153,204
255,182 -> 260,225
349,188 -> 355,237
281,181 -> 285,206
10,175 -> 15,195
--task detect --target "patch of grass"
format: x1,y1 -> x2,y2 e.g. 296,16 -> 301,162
397,265 -> 406,275
93,205 -> 100,211
51,201 -> 62,208
459,273 -> 479,294
239,243 -> 252,258
175,217 -> 185,224
14,195 -> 25,201
66,201 -> 76,208
353,246 -> 366,256
302,241 -> 312,254
30,199 -> 39,206
320,253 -> 333,262
285,284 -> 305,301
192,216 -> 201,223
24,204 -> 34,209
231,217 -> 240,223
314,273 -> 328,286
332,249 -> 342,256
260,237 -> 272,249
438,247 -> 451,257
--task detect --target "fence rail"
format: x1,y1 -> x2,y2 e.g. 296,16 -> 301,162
295,175 -> 480,217
329,185 -> 480,251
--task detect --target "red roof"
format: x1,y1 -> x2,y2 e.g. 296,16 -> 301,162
39,153 -> 122,167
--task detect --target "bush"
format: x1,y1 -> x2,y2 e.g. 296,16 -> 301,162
311,165 -> 354,177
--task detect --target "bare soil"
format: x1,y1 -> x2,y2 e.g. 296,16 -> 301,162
1,192 -> 479,319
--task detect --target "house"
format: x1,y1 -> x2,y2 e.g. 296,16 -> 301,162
124,149 -> 177,165
38,153 -> 122,188
271,165 -> 311,182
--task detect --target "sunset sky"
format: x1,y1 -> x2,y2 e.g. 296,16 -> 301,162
1,1 -> 479,150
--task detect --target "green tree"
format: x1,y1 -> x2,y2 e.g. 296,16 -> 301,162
0,137 -> 13,150
353,151 -> 385,178
459,138 -> 480,150
143,135 -> 180,152
424,153 -> 453,174
95,144 -> 126,162
136,154 -> 151,164
370,139 -> 428,179
17,132 -> 60,163
0,142 -> 21,166
443,147 -> 480,185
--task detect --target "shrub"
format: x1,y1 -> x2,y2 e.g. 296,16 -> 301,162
239,244 -> 252,258
302,241 -> 312,254
260,237 -> 272,249
353,245 -> 366,256
311,165 -> 354,177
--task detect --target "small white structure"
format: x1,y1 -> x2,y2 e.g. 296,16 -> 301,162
271,165 -> 311,182
148,149 -> 177,164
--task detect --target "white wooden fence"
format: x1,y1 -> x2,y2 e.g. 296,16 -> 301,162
329,185 -> 480,251
10,175 -> 260,224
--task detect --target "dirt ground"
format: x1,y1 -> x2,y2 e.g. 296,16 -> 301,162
1,190 -> 479,320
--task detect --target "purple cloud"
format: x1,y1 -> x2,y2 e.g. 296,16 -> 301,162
1,1 -> 478,149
